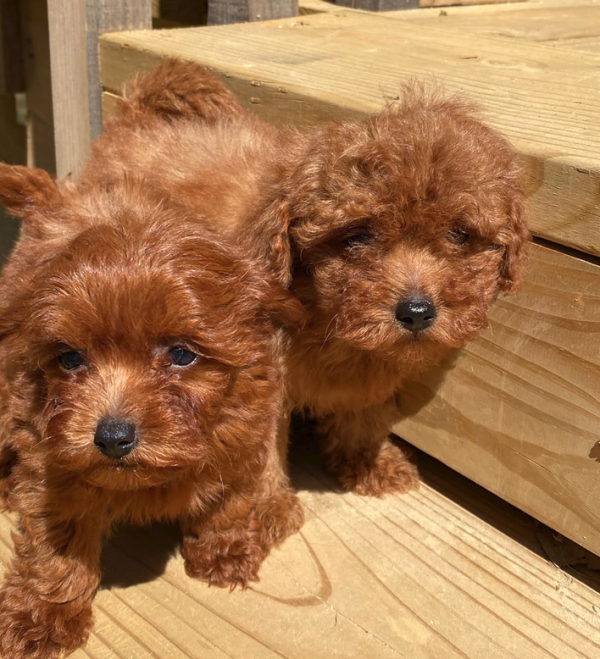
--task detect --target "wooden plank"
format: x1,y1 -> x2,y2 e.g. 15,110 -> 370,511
46,0 -> 91,178
100,13 -> 600,257
0,0 -> 25,93
19,0 -> 56,173
389,2 -> 600,53
19,0 -> 91,177
86,1 -> 152,140
207,0 -> 298,25
2,451 -> 600,659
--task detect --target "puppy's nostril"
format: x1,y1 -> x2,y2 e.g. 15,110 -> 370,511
396,297 -> 437,334
94,419 -> 138,459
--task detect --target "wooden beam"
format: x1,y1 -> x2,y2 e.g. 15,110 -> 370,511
86,0 -> 152,140
20,0 -> 90,177
100,14 -> 600,257
207,0 -> 298,25
20,0 -> 56,173
46,0 -> 90,178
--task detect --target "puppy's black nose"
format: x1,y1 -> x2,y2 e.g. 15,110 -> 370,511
94,419 -> 137,458
396,297 -> 437,334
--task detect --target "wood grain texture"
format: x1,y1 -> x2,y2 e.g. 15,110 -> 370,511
2,452 -> 600,659
100,12 -> 600,256
86,0 -> 152,140
46,0 -> 91,178
390,2 -> 600,53
19,0 -> 56,173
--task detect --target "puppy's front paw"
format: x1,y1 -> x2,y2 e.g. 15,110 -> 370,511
183,533 -> 265,589
256,489 -> 304,548
337,440 -> 420,497
0,590 -> 93,659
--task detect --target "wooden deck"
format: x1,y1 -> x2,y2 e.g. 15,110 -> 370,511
2,448 -> 600,659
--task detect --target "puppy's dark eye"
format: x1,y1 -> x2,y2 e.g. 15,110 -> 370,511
168,347 -> 197,367
58,350 -> 85,371
345,233 -> 372,248
447,228 -> 470,247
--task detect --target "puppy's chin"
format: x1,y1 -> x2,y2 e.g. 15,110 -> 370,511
81,462 -> 189,491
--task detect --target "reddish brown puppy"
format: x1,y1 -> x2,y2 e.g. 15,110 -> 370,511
88,61 -> 530,497
0,140 -> 303,657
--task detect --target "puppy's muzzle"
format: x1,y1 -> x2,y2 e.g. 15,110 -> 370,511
94,419 -> 138,459
396,297 -> 437,334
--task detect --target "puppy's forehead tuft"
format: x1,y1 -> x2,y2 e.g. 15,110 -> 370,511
22,219 -> 266,365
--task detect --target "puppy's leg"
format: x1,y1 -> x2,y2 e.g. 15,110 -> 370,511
0,512 -> 104,659
320,397 -> 420,497
181,492 -> 266,589
257,411 -> 304,549
181,475 -> 303,589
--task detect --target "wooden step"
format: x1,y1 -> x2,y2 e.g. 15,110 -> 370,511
101,11 -> 600,257
2,451 -> 600,659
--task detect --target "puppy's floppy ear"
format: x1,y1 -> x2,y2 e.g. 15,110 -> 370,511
255,196 -> 294,287
499,188 -> 531,294
0,164 -> 62,219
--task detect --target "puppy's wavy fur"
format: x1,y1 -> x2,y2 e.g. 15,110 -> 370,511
86,60 -> 529,497
0,94 -> 303,657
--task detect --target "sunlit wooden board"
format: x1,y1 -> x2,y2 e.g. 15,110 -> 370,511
386,2 -> 600,53
2,452 -> 600,659
101,12 -> 600,256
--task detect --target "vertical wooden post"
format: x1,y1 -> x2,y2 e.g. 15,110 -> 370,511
86,0 -> 152,140
46,0 -> 90,178
208,0 -> 298,25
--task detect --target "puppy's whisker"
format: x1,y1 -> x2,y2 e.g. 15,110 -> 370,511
320,313 -> 340,352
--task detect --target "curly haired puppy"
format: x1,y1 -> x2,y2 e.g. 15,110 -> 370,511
0,129 -> 303,656
88,60 -> 530,498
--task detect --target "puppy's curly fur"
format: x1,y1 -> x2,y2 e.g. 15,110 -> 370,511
0,94 -> 303,657
86,61 -> 530,497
